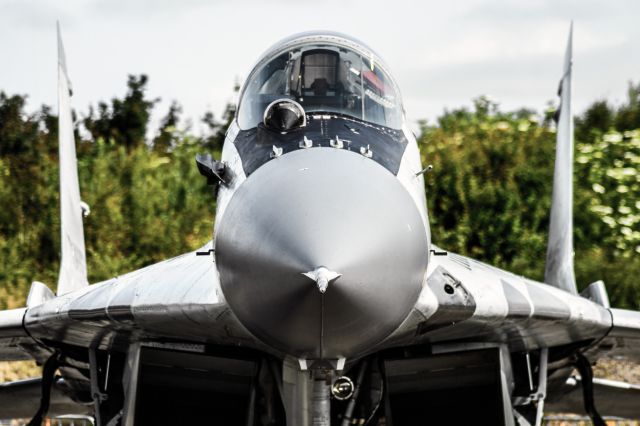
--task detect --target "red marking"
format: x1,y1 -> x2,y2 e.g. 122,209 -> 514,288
362,70 -> 384,92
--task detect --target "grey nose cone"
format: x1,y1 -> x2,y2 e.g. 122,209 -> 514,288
215,148 -> 428,359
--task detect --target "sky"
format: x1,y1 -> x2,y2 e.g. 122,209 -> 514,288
1,0 -> 638,135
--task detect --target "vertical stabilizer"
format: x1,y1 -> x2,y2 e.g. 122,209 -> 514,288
545,23 -> 577,294
57,23 -> 88,295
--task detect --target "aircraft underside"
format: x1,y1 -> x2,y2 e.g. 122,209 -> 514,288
131,344 -> 518,425
7,335 -> 627,426
0,343 -> 563,425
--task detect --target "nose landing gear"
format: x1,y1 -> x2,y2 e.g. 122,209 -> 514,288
282,357 -> 384,426
311,370 -> 332,426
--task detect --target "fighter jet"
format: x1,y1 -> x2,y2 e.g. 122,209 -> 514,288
0,25 -> 639,426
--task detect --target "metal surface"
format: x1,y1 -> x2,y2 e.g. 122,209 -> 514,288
56,24 -> 88,296
581,280 -> 611,308
214,121 -> 246,226
121,343 -> 140,426
88,348 -> 106,425
0,308 -> 28,361
598,308 -> 640,362
302,267 -> 342,294
331,376 -> 354,401
340,360 -> 368,426
263,99 -> 307,129
0,308 -> 26,339
397,121 -> 430,237
282,357 -> 312,426
311,371 -> 331,426
24,242 -> 258,352
545,23 -> 577,294
215,148 -> 429,359
381,249 -> 613,353
26,281 -> 55,308
498,344 -> 516,426
534,348 -> 549,426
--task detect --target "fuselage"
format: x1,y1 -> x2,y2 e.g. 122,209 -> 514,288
212,32 -> 432,360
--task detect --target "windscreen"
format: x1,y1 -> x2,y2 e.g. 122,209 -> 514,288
237,42 -> 402,130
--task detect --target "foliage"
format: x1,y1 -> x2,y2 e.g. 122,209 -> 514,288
0,76 -> 638,311
0,360 -> 38,383
0,76 -> 224,308
84,75 -> 158,151
419,97 -> 554,280
419,91 -> 639,308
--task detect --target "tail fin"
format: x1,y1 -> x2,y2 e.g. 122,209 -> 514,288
56,22 -> 88,295
545,23 -> 577,294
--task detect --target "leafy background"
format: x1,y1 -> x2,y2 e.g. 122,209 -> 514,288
2,76 -> 636,310
0,77 -> 639,399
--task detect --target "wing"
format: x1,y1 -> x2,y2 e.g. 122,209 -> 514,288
0,242 -> 269,421
381,247 -> 612,353
382,248 -> 640,364
0,308 -> 30,361
546,376 -> 640,419
22,242 -> 262,353
598,308 -> 640,362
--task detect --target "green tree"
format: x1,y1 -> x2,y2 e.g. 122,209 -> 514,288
615,82 -> 640,132
0,78 -> 637,312
84,75 -> 157,149
419,87 -> 640,308
153,101 -> 182,153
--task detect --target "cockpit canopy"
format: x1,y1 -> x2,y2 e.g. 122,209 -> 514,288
237,33 -> 403,130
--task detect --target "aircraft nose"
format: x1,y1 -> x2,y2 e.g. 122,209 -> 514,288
215,148 -> 428,359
